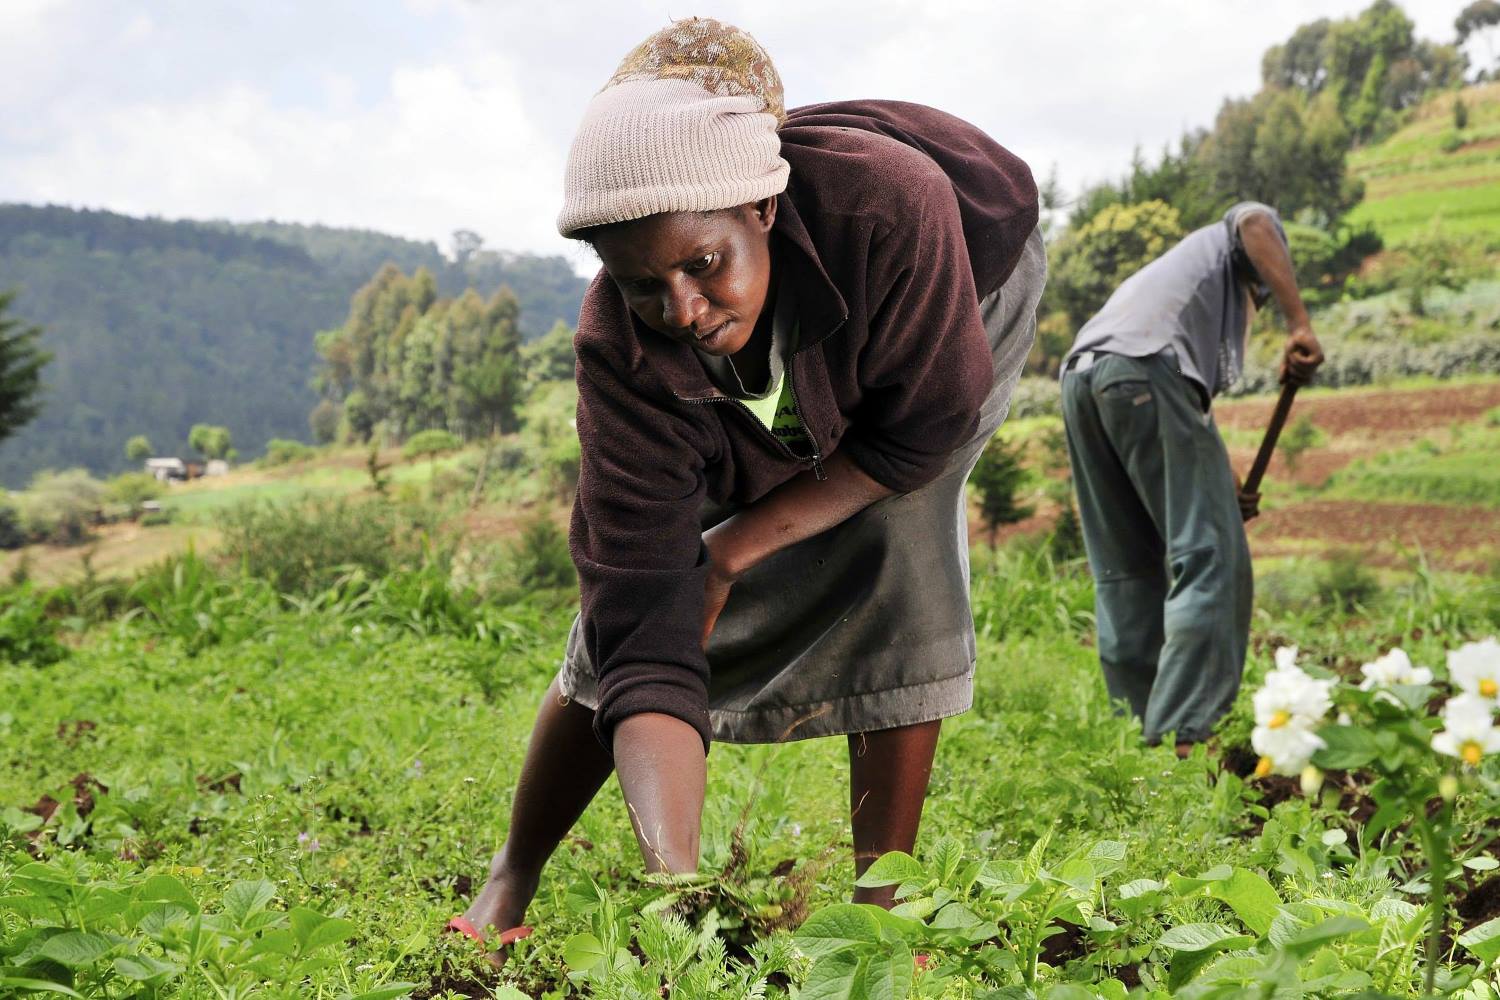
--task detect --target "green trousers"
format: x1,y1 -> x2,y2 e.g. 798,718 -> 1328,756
1060,351 -> 1252,744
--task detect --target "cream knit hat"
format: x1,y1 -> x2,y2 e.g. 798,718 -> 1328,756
556,18 -> 790,238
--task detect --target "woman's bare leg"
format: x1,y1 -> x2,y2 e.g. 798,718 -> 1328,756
848,719 -> 943,908
461,677 -> 613,937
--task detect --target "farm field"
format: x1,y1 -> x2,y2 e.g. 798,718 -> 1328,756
1346,82 -> 1500,244
3,487 -> 1499,996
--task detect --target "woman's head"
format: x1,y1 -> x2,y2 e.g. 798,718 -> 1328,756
557,18 -> 787,351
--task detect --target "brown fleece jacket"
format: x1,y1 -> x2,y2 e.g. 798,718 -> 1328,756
570,99 -> 1039,750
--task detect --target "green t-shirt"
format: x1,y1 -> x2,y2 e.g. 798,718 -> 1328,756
696,284 -> 813,457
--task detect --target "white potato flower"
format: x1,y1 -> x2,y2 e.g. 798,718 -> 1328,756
1358,648 -> 1433,690
1431,693 -> 1500,767
1254,657 -> 1334,731
1252,721 -> 1326,777
1448,637 -> 1500,704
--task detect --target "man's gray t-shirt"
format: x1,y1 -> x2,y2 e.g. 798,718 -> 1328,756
1064,201 -> 1283,400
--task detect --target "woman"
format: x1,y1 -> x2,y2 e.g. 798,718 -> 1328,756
451,17 -> 1044,952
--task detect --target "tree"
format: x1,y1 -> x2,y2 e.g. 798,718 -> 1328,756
1050,200 -> 1185,328
1393,223 -> 1487,315
308,400 -> 340,445
970,434 -> 1034,548
521,320 -> 577,389
0,291 -> 51,447
124,435 -> 153,461
188,423 -> 233,460
451,229 -> 484,266
1457,0 -> 1500,76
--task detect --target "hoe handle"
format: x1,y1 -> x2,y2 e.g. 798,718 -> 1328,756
1242,382 -> 1298,496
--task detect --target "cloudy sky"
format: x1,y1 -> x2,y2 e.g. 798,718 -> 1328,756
1,0 -> 1471,273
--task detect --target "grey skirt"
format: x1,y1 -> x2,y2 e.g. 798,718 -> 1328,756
559,227 -> 1048,743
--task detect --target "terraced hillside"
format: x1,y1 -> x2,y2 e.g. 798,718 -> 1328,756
1346,81 -> 1500,244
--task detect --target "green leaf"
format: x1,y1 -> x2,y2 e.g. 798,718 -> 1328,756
794,904 -> 883,961
862,941 -> 914,999
37,931 -> 114,968
1168,865 -> 1233,896
800,949 -> 865,1000
220,879 -> 276,925
930,902 -> 1000,944
289,906 -> 356,952
1280,916 -> 1369,958
341,985 -> 419,1000
1157,923 -> 1253,953
136,875 -> 198,913
561,932 -> 607,972
1463,856 -> 1499,872
1457,916 -> 1500,964
854,851 -> 927,889
0,979 -> 85,998
1206,868 -> 1281,936
1311,726 -> 1379,770
112,954 -> 181,982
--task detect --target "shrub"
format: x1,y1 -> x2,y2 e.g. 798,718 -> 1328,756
1316,550 -> 1382,612
217,495 -> 447,595
971,434 -> 1035,547
0,501 -> 25,550
13,468 -> 105,544
505,515 -> 576,591
105,472 -> 161,513
1279,415 -> 1324,475
0,584 -> 67,665
124,434 -> 152,461
308,399 -> 341,444
1438,128 -> 1463,153
261,437 -> 315,466
402,428 -> 460,462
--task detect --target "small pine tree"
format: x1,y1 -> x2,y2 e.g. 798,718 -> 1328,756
0,291 -> 51,445
970,434 -> 1035,548
1454,96 -> 1469,131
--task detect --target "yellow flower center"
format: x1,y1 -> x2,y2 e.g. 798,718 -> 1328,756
1268,709 -> 1292,730
1254,757 -> 1273,778
1480,678 -> 1498,699
1461,742 -> 1483,767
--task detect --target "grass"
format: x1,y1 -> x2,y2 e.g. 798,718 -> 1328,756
2,543 -> 1497,996
1330,430 -> 1500,508
1346,82 -> 1500,246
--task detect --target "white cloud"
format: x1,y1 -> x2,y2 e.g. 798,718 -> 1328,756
0,0 -> 1472,273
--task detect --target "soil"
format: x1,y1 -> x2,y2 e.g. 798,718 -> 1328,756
1247,500 -> 1500,569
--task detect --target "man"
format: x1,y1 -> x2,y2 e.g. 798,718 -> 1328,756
1060,202 -> 1323,753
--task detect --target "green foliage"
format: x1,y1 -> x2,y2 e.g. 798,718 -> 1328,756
307,400 -> 341,445
317,268 -> 526,443
1456,95 -> 1471,130
216,495 -> 444,595
521,319 -> 577,390
0,584 -> 67,665
1316,550 -> 1383,611
1392,222 -> 1489,315
970,434 -> 1035,547
104,472 -> 161,513
1050,200 -> 1185,327
0,290 -> 51,449
0,205 -> 584,487
187,423 -> 232,461
12,468 -> 105,544
1279,415 -> 1325,474
401,429 -> 460,462
260,437 -> 315,467
0,860 -> 414,998
123,435 -> 151,462
504,515 -> 575,591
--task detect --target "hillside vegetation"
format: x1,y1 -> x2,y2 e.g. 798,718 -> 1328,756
1347,82 -> 1500,244
0,206 -> 586,486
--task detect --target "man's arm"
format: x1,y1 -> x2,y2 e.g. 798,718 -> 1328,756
699,451 -> 895,644
1238,211 -> 1324,387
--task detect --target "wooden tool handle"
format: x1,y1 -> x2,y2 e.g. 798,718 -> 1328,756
1242,382 -> 1299,496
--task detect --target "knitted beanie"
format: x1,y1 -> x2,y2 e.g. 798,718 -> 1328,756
556,18 -> 789,238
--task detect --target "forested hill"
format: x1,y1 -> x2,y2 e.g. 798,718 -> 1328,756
0,204 -> 587,486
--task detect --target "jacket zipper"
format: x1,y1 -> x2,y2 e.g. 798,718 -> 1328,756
672,318 -> 844,484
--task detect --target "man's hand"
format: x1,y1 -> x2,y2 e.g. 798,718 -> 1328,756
1235,474 -> 1261,522
1280,324 -> 1324,388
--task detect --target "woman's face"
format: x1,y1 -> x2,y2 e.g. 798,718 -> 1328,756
591,199 -> 776,357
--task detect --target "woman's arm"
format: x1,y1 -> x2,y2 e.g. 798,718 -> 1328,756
1238,211 -> 1325,387
699,451 -> 895,645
